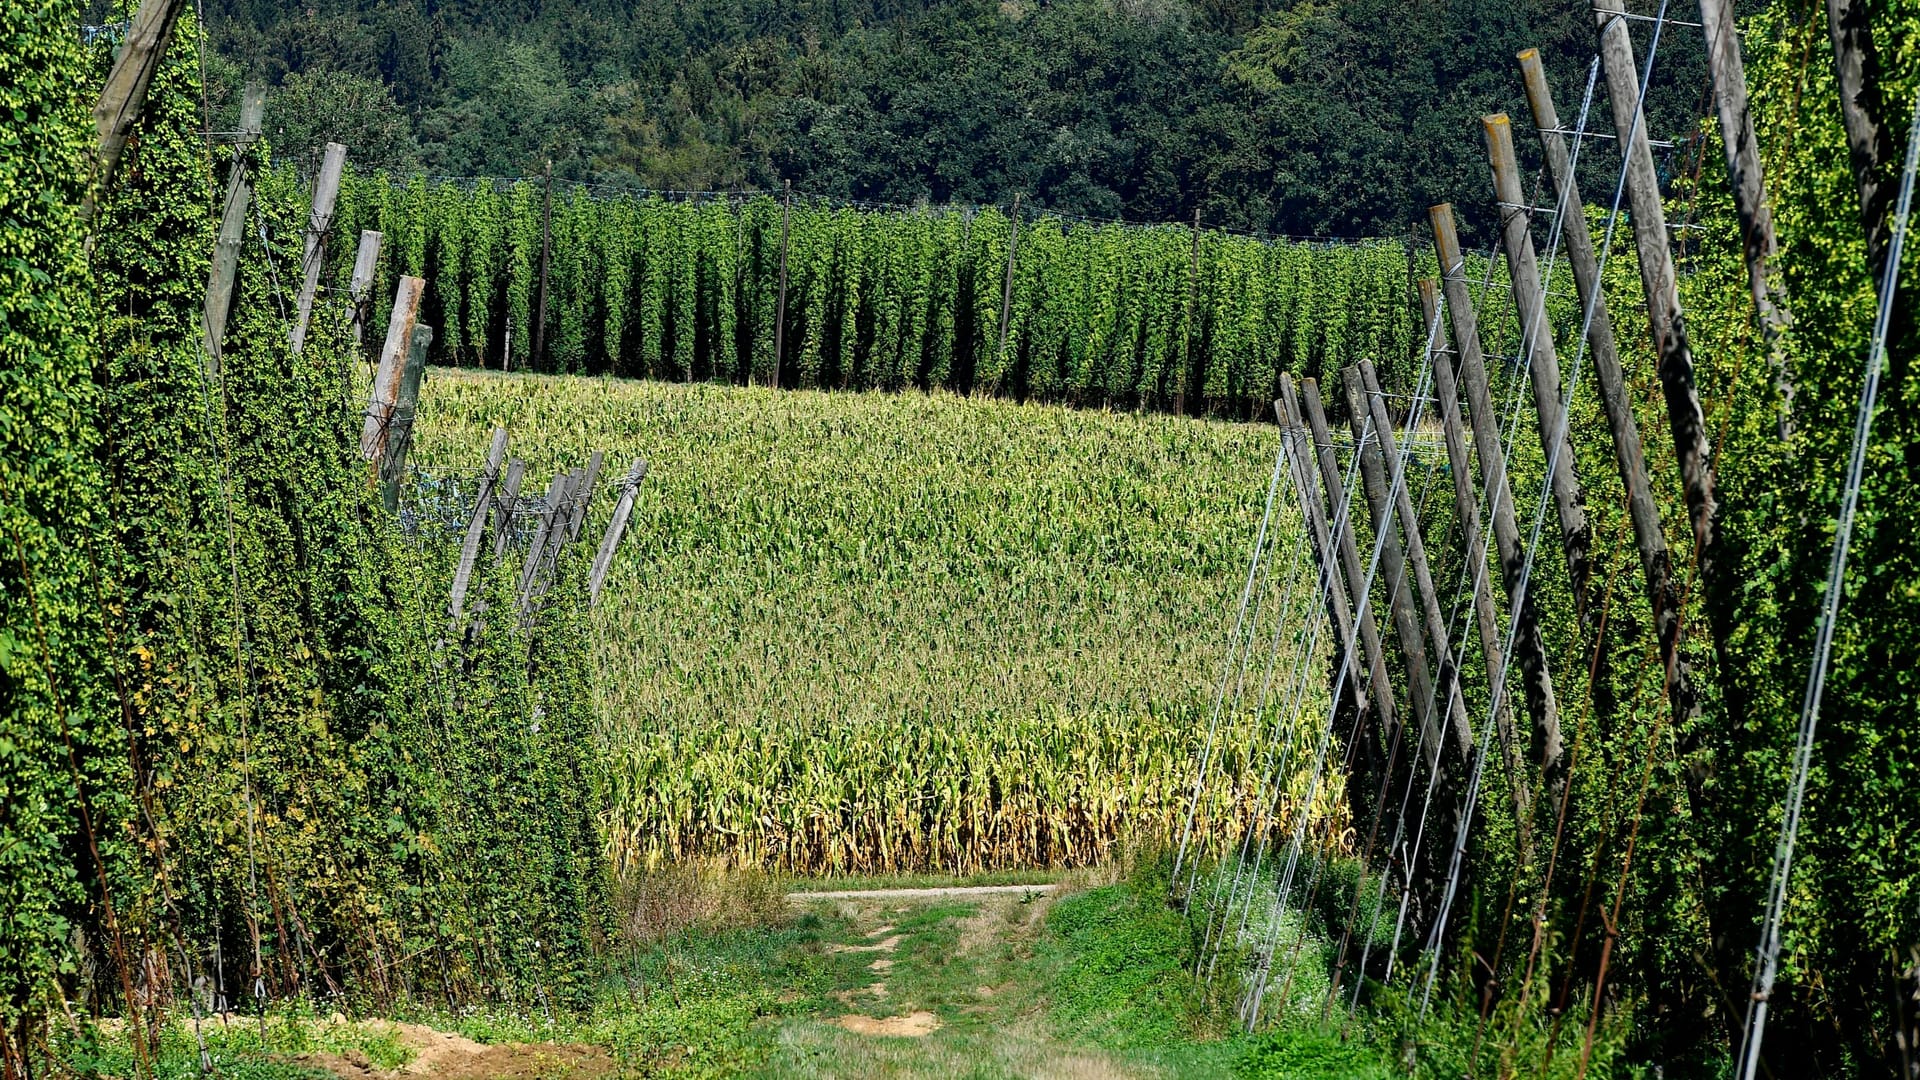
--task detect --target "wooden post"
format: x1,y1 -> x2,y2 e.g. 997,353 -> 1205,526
1336,366 -> 1441,764
379,323 -> 432,512
492,459 -> 526,561
1275,381 -> 1373,727
348,230 -> 382,357
565,450 -> 605,542
994,192 -> 1023,390
202,84 -> 266,376
362,276 -> 425,462
532,158 -> 554,369
83,0 -> 189,224
1824,0 -> 1901,294
519,471 -> 573,607
449,427 -> 510,628
1517,53 -> 1693,720
589,459 -> 650,607
1690,7 -> 1794,434
774,179 -> 792,387
1177,208 -> 1202,416
290,141 -> 348,355
1594,0 -> 1719,580
1429,204 -> 1564,778
1420,279 -> 1534,850
1483,113 -> 1594,634
1293,376 -> 1400,744
1358,360 -> 1475,764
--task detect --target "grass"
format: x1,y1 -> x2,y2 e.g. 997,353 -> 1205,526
410,371 -> 1323,874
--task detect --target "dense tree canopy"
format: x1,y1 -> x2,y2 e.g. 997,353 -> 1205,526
171,0 -> 1710,239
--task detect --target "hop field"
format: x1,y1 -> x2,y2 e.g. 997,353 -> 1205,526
411,371 -> 1331,873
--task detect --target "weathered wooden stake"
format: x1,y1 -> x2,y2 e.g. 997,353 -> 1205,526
520,471 -> 573,603
1337,366 -> 1441,763
565,451 -> 605,542
994,193 -> 1023,389
379,323 -> 432,512
1420,279 -> 1535,851
1275,381 -> 1373,726
1358,360 -> 1475,764
83,0 -> 189,225
1518,52 -> 1693,720
1483,113 -> 1594,629
1594,0 -> 1719,581
1294,376 -> 1400,743
449,427 -> 510,628
290,141 -> 347,355
1429,203 -> 1564,778
202,84 -> 266,375
532,158 -> 554,368
589,459 -> 650,607
774,179 -> 792,387
1691,6 -> 1794,434
362,276 -> 426,462
347,230 -> 382,357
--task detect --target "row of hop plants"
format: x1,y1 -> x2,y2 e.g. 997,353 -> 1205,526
327,173 -> 1428,416
1,9 -> 612,1071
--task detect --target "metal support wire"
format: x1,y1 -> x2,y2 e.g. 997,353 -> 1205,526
1736,90 -> 1920,1080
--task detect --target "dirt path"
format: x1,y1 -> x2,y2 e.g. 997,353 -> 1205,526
786,883 -> 1061,902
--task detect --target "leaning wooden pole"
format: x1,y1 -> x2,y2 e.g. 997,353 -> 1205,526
449,427 -> 510,630
1429,204 -> 1564,778
362,276 -> 426,463
1358,360 -> 1475,764
347,230 -> 383,357
994,192 -> 1024,391
378,323 -> 433,513
532,158 -> 554,368
1275,380 -> 1374,727
1594,0 -> 1719,588
202,85 -> 266,375
589,459 -> 650,607
1692,2 -> 1795,434
1421,280 -> 1534,852
290,142 -> 348,355
1518,52 -> 1695,722
1336,366 -> 1443,764
83,0 -> 189,225
1483,113 -> 1596,636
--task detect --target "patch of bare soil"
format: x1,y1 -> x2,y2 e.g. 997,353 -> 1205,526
301,1021 -> 614,1079
830,1010 -> 942,1037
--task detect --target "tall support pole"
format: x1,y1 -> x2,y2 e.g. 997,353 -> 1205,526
1692,4 -> 1795,433
492,459 -> 527,562
1429,204 -> 1564,779
532,158 -> 554,369
1358,360 -> 1475,764
1295,377 -> 1400,754
1483,113 -> 1595,636
449,427 -> 510,630
362,276 -> 426,462
774,179 -> 792,387
994,192 -> 1023,391
347,230 -> 383,357
589,459 -> 650,607
1275,382 -> 1372,726
379,323 -> 432,512
202,85 -> 266,376
1178,207 -> 1202,416
83,0 -> 188,225
1336,367 -> 1441,763
1518,52 -> 1694,722
1594,0 -> 1719,583
1825,0 -> 1901,294
1421,280 -> 1535,856
290,142 -> 348,355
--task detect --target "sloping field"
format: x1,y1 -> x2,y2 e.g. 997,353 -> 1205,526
411,372 -> 1329,874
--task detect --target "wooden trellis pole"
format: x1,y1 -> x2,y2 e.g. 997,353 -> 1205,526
1429,203 -> 1564,777
774,179 -> 792,387
589,459 -> 650,607
449,427 -> 510,629
1517,52 -> 1693,721
532,158 -> 554,368
1178,208 -> 1201,416
519,471 -> 573,604
202,84 -> 265,375
1274,380 -> 1374,727
994,192 -> 1023,389
362,275 -> 425,462
1483,113 -> 1595,638
1594,0 -> 1719,582
492,459 -> 527,561
565,450 -> 605,542
290,141 -> 348,355
347,230 -> 383,357
378,323 -> 432,513
1420,279 -> 1534,848
83,0 -> 188,225
1336,366 -> 1442,764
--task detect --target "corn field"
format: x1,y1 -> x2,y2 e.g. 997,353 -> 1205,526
410,371 -> 1336,873
335,174 -> 1427,417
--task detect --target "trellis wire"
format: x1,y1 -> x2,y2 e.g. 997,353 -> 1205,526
1735,88 -> 1920,1080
